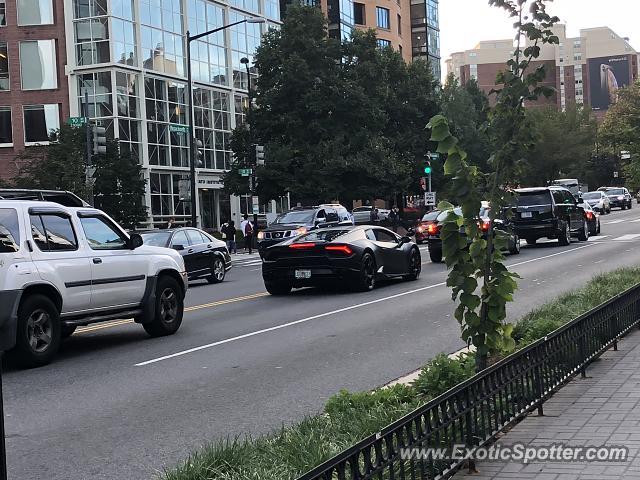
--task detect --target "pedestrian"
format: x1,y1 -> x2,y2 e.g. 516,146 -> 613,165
389,207 -> 399,233
165,217 -> 175,229
240,214 -> 254,254
222,220 -> 237,254
369,208 -> 379,224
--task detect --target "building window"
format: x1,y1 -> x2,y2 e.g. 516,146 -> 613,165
377,39 -> 391,49
230,0 -> 259,15
0,107 -> 11,146
193,88 -> 232,170
234,94 -> 248,126
74,17 -> 110,65
187,0 -> 226,86
354,2 -> 365,25
573,53 -> 582,61
78,71 -> 112,118
264,0 -> 279,20
23,104 -> 60,144
0,1 -> 6,26
426,0 -> 438,28
0,42 -> 8,91
469,52 -> 477,57
470,64 -> 477,80
150,172 -> 191,221
230,11 -> 261,90
112,17 -> 137,66
397,14 -> 401,35
398,44 -> 402,57
376,7 -> 389,29
17,0 -> 53,25
140,0 -> 185,76
20,40 -> 58,90
574,40 -> 581,48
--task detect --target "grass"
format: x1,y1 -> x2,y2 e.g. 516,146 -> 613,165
163,266 -> 640,480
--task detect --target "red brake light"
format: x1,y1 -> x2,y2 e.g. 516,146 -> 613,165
289,243 -> 316,249
427,224 -> 439,235
586,212 -> 593,220
325,245 -> 353,255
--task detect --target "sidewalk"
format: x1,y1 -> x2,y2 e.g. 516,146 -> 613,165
456,328 -> 640,480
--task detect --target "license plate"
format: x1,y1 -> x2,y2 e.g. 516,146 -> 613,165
295,269 -> 311,279
521,211 -> 533,218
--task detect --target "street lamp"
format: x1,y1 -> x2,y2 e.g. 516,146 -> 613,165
186,16 -> 266,227
240,56 -> 259,234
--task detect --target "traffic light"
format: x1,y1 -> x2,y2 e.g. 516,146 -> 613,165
255,145 -> 265,166
424,160 -> 432,175
92,125 -> 107,155
195,139 -> 203,167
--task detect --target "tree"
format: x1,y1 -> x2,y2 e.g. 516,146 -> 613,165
428,0 -> 559,372
520,105 -> 597,186
13,124 -> 90,199
600,81 -> 640,190
93,139 -> 147,229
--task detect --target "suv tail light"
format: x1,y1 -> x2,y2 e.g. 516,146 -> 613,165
325,245 -> 353,255
427,224 -> 439,235
585,211 -> 593,220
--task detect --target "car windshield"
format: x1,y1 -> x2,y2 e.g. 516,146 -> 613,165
421,211 -> 440,221
297,229 -> 349,242
517,192 -> 551,206
583,192 -> 601,200
140,231 -> 172,247
274,211 -> 316,224
606,189 -> 625,196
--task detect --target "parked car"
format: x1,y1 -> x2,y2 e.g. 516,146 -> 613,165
414,210 -> 440,244
319,203 -> 354,224
580,201 -> 601,236
139,227 -> 232,283
352,206 -> 390,224
598,187 -> 633,210
0,201 -> 187,367
261,225 -> 421,294
426,206 -> 520,263
257,205 -> 346,252
512,186 -> 588,246
581,191 -> 611,214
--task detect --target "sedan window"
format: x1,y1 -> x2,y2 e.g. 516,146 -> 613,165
140,231 -> 171,247
171,230 -> 189,249
186,229 -> 206,245
373,229 -> 398,243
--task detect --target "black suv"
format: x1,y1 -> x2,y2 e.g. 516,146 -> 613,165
257,206 -> 345,252
513,187 -> 588,246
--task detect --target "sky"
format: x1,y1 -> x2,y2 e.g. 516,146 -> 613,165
439,0 -> 640,76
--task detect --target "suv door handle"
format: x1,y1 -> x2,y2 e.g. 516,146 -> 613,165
188,248 -> 194,253
93,258 -> 102,264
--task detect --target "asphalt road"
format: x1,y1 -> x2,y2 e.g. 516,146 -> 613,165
4,206 -> 640,480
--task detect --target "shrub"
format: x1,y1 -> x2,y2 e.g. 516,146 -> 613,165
411,353 -> 476,400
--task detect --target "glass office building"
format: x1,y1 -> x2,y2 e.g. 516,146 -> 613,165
65,0 -> 280,228
410,0 -> 440,78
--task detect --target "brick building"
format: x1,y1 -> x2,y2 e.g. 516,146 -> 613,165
446,25 -> 638,114
0,0 -> 71,180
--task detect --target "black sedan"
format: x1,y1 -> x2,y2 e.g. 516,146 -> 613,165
261,226 -> 421,295
580,202 -> 601,236
140,227 -> 232,283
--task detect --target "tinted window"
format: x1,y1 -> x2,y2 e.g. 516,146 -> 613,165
562,191 -> 576,204
140,231 -> 171,247
365,229 -> 376,241
274,211 -> 315,224
374,229 -> 398,243
80,216 -> 127,250
606,189 -> 625,196
0,208 -> 20,253
316,209 -> 326,219
518,192 -> 552,206
40,215 -> 77,250
582,192 -> 601,200
171,230 -> 189,248
299,229 -> 349,242
186,229 -> 206,245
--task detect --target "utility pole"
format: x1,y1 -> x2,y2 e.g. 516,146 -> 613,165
242,57 -> 259,236
84,90 -> 94,206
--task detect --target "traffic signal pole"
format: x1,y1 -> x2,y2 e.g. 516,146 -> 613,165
83,90 -> 94,206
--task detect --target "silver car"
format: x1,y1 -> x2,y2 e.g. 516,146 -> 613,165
582,191 -> 611,214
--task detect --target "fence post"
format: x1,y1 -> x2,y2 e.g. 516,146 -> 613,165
465,387 -> 476,473
578,331 -> 587,378
532,349 -> 544,416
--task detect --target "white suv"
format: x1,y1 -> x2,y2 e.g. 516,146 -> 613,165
0,201 -> 188,367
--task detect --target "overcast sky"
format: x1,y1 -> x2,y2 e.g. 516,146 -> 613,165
439,0 -> 639,75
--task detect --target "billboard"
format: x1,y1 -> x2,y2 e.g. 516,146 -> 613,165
588,55 -> 631,111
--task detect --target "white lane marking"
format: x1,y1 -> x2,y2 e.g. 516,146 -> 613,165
630,219 -> 640,223
136,241 -> 602,367
604,219 -> 625,225
135,282 -> 446,366
588,235 -> 609,241
614,234 -> 640,241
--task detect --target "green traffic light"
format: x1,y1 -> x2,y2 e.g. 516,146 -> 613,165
424,166 -> 432,174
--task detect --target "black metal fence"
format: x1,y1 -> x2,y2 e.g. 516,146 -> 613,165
298,283 -> 640,480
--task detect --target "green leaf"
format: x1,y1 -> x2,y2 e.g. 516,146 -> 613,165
430,123 -> 450,142
437,136 -> 458,154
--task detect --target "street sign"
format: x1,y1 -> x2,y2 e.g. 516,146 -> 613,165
252,196 -> 259,214
425,192 -> 436,206
613,171 -> 619,178
238,168 -> 252,177
68,116 -> 87,127
178,179 -> 191,201
169,124 -> 190,134
427,151 -> 440,161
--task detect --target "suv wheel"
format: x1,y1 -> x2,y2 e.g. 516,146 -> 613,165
558,221 -> 571,246
13,294 -> 61,368
429,245 -> 443,263
578,220 -> 589,242
509,235 -> 521,254
207,257 -> 226,284
143,276 -> 184,337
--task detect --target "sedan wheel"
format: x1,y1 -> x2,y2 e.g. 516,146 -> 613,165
404,250 -> 421,281
578,220 -> 589,242
207,257 -> 226,284
355,253 -> 376,292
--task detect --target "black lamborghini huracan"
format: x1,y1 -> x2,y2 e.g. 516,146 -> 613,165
261,226 -> 421,295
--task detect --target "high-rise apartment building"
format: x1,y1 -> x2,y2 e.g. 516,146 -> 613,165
446,25 -> 638,114
0,0 -> 71,180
